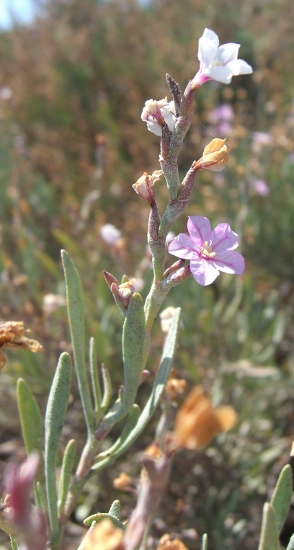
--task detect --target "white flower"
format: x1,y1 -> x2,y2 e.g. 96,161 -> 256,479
141,98 -> 176,136
192,28 -> 253,88
100,223 -> 121,245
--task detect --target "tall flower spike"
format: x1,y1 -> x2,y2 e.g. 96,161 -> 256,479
168,215 -> 245,286
141,98 -> 176,136
191,28 -> 253,89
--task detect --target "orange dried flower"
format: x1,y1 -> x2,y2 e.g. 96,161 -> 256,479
82,519 -> 124,550
194,138 -> 230,172
165,378 -> 187,401
174,386 -> 237,449
144,442 -> 162,460
158,534 -> 189,550
113,472 -> 132,491
132,170 -> 162,203
0,321 -> 43,370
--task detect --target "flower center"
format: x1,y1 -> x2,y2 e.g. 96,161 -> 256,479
200,241 -> 216,258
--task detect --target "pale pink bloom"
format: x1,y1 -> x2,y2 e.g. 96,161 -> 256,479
192,29 -> 253,88
100,223 -> 121,245
43,293 -> 66,315
252,132 -> 272,145
141,98 -> 176,136
4,453 -> 47,550
249,179 -> 270,196
169,216 -> 245,286
208,104 -> 234,124
0,87 -> 12,100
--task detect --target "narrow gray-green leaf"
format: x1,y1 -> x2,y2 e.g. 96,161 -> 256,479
9,536 -> 18,550
92,308 -> 181,471
97,405 -> 140,460
286,533 -> 294,550
62,250 -> 95,434
108,500 -> 121,519
83,512 -> 125,530
103,293 -> 145,428
58,439 -> 76,515
45,352 -> 72,546
101,364 -> 112,413
258,503 -> 280,550
36,481 -> 48,513
271,464 -> 292,532
89,337 -> 101,417
17,379 -> 43,481
201,534 -> 208,550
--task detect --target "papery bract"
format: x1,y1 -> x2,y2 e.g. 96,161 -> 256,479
168,216 -> 245,286
194,138 -> 230,172
191,28 -> 253,88
141,98 -> 176,136
132,170 -> 163,203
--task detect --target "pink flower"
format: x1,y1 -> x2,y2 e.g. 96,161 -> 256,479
249,178 -> 270,196
4,453 -> 47,550
168,216 -> 245,286
191,29 -> 253,88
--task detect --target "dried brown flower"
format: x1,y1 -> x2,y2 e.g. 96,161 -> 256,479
174,386 -> 237,449
82,519 -> 124,550
194,138 -> 230,172
113,472 -> 132,491
158,534 -> 189,550
165,378 -> 187,401
0,321 -> 43,370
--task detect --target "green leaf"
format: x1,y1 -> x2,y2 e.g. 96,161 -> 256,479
271,464 -> 292,532
89,337 -> 101,418
45,352 -> 72,546
92,308 -> 181,471
101,364 -> 112,413
9,536 -> 18,550
58,439 -> 76,515
108,500 -> 121,519
103,293 -> 145,428
286,533 -> 294,550
201,534 -> 208,550
17,378 -> 44,484
258,503 -> 280,550
97,404 -> 140,460
83,512 -> 125,530
62,250 -> 95,435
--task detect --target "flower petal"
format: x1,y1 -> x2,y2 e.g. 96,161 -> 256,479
161,103 -> 176,132
168,234 -> 199,260
190,258 -> 220,286
214,251 -> 245,275
187,216 -> 212,245
147,120 -> 162,136
216,43 -> 240,65
198,29 -> 219,66
204,65 -> 233,84
211,223 -> 239,252
227,59 -> 253,76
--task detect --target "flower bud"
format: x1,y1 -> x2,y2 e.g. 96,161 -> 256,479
111,279 -> 136,310
193,138 -> 230,172
132,170 -> 163,204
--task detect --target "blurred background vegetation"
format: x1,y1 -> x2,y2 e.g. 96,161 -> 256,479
0,0 -> 294,548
